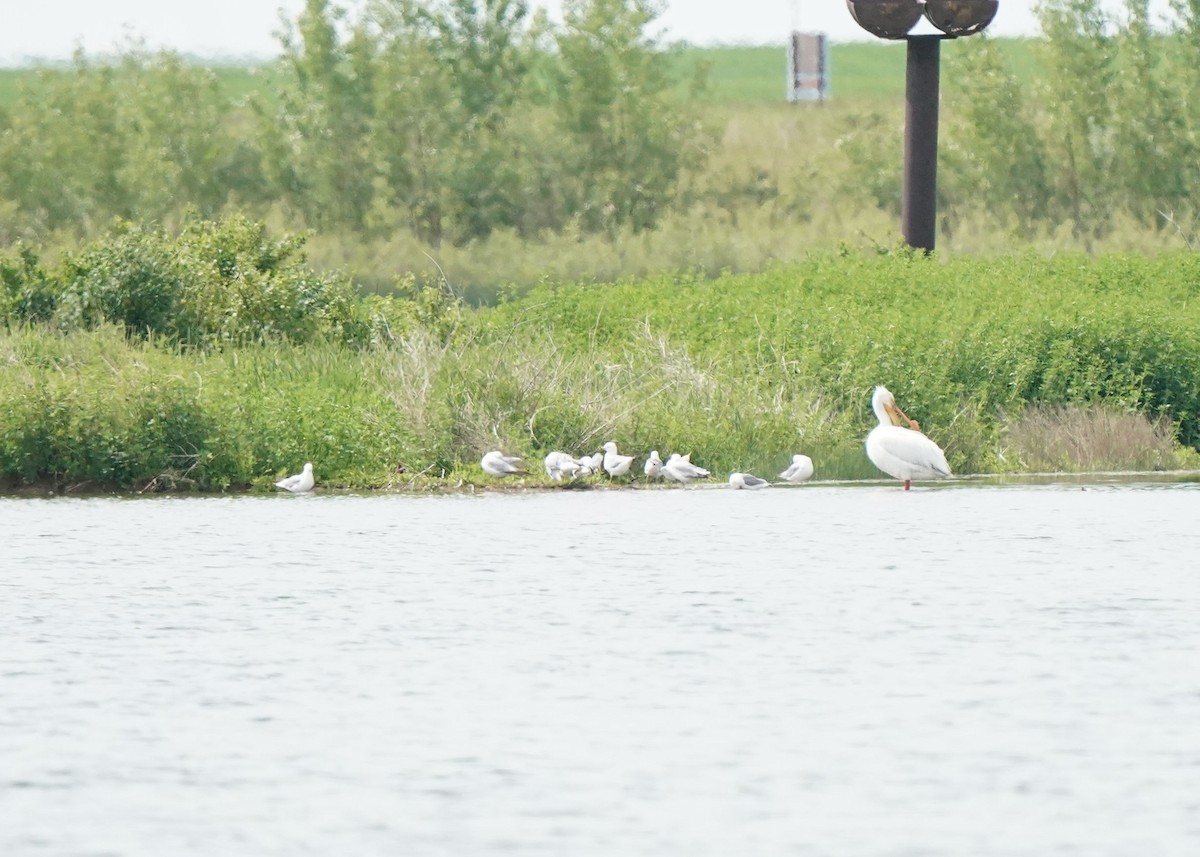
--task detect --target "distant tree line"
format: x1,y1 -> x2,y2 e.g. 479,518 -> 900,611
5,0 -> 1200,254
0,0 -> 708,247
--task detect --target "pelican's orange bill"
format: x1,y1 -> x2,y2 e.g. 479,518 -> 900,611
890,402 -> 920,431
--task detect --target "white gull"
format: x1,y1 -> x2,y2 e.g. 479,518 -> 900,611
729,472 -> 769,490
661,453 -> 710,484
481,450 -> 528,478
779,454 -> 814,483
602,441 -> 635,477
275,462 -> 315,493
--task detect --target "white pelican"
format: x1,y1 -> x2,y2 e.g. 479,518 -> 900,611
602,441 -> 635,477
544,451 -> 581,481
866,386 -> 951,490
481,450 -> 527,477
662,453 -> 710,484
779,454 -> 814,483
644,450 -> 664,479
729,472 -> 769,490
275,462 -> 315,493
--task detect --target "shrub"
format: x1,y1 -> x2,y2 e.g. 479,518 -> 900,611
0,244 -> 57,325
4,214 -> 403,348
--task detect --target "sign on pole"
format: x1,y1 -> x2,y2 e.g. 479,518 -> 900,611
787,32 -> 829,103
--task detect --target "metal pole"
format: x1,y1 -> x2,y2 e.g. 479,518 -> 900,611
902,35 -> 942,254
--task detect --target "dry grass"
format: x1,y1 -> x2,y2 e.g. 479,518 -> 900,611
1002,405 -> 1188,473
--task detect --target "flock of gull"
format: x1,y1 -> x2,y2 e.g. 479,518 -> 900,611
480,444 -> 814,490
275,385 -> 952,494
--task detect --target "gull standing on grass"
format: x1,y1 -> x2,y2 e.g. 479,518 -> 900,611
728,472 -> 769,490
865,385 -> 951,491
779,453 -> 814,483
275,462 -> 315,493
602,441 -> 635,478
661,453 -> 710,485
644,450 -> 664,479
481,450 -> 528,478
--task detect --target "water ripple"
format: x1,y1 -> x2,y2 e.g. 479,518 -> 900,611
2,484 -> 1200,856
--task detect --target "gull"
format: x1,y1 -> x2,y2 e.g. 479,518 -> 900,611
575,452 -> 603,477
275,462 -> 315,493
481,450 -> 528,478
779,454 -> 814,483
644,450 -> 664,479
544,451 -> 582,481
866,385 -> 952,490
661,453 -> 710,484
602,441 -> 635,477
729,472 -> 769,490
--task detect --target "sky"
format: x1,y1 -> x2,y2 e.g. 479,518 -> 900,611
0,1 -> 1179,65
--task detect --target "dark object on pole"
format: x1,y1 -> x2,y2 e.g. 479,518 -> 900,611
923,0 -> 999,36
902,37 -> 941,253
844,1 -> 998,253
845,0 -> 924,39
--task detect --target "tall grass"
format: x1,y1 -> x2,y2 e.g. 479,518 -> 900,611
1004,406 -> 1189,473
0,326 -> 416,491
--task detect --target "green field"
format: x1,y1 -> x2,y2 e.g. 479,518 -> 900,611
673,37 -> 1038,103
672,42 -> 912,103
0,68 -> 26,105
0,38 -> 1041,108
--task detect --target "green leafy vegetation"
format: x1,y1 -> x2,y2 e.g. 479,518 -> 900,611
1,215 -> 414,348
2,227 -> 1198,492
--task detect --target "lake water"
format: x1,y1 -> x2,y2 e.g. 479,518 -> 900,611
3,479 -> 1200,856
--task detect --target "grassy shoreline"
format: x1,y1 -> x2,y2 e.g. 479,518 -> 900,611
4,249 -> 1199,495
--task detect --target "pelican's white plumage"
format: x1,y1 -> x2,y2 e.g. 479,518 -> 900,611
662,453 -> 710,484
275,462 -> 315,493
644,450 -> 664,479
729,472 -> 768,490
602,441 -> 635,477
865,386 -> 951,490
779,454 -> 814,483
481,450 -> 527,477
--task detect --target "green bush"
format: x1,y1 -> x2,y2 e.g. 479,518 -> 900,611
0,215 -> 409,348
0,244 -> 56,325
56,225 -> 182,335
